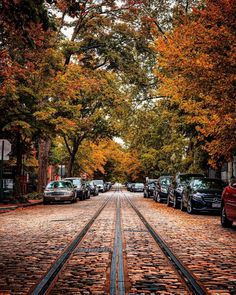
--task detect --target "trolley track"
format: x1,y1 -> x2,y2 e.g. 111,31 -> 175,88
122,190 -> 208,295
28,186 -> 208,294
29,195 -> 113,295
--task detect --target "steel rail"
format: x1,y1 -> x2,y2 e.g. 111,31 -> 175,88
29,196 -> 111,295
110,192 -> 125,295
124,192 -> 208,295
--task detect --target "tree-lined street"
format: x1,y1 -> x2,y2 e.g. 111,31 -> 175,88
1,0 -> 235,293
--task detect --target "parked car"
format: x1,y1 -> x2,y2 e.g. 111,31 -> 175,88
84,182 -> 91,199
221,178 -> 236,227
181,177 -> 226,214
88,181 -> 99,196
153,176 -> 173,203
64,177 -> 87,200
167,173 -> 205,208
132,183 -> 144,192
105,182 -> 112,191
127,183 -> 134,191
144,179 -> 158,198
93,179 -> 105,192
43,180 -> 76,204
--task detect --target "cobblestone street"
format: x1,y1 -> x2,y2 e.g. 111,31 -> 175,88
0,188 -> 235,294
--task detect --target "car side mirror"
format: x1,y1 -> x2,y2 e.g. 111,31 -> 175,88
231,182 -> 236,189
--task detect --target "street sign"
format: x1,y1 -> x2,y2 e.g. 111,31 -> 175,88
0,139 -> 11,160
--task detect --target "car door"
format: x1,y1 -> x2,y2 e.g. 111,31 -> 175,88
226,185 -> 236,219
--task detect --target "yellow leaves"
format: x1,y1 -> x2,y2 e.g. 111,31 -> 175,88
33,108 -> 57,121
74,139 -> 142,181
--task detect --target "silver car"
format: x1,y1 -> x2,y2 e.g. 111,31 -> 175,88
43,180 -> 77,204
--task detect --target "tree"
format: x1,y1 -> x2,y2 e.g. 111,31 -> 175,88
153,0 -> 236,168
0,0 -> 61,197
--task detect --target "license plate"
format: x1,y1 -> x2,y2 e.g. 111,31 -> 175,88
212,203 -> 221,208
55,197 -> 61,201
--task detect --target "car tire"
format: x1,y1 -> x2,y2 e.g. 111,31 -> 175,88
173,196 -> 179,209
153,193 -> 157,202
43,199 -> 49,205
180,199 -> 185,211
187,198 -> 194,214
167,195 -> 171,207
156,193 -> 161,203
144,191 -> 147,198
221,205 -> 233,227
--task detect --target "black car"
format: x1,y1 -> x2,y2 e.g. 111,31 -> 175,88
167,173 -> 204,208
64,177 -> 87,200
129,183 -> 136,192
153,176 -> 172,203
132,183 -> 144,192
127,183 -> 134,191
144,179 -> 158,198
88,181 -> 99,196
181,177 -> 226,214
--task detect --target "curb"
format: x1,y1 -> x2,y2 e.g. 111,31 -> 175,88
0,200 -> 43,213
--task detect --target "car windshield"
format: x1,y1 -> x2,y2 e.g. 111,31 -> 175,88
135,183 -> 144,187
192,179 -> 224,190
46,181 -> 72,189
160,177 -> 172,186
70,179 -> 82,186
179,174 -> 203,185
94,180 -> 103,184
148,179 -> 157,184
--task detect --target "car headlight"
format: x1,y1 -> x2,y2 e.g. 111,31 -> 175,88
63,191 -> 74,196
192,193 -> 203,201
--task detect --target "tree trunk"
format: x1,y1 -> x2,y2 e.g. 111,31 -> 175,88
37,138 -> 51,193
67,150 -> 76,177
14,133 -> 23,199
65,137 -> 83,177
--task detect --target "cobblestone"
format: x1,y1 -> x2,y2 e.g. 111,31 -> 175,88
0,195 -> 108,294
0,189 -> 235,294
130,192 -> 236,294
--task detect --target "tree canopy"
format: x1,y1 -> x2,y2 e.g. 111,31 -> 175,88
0,0 -> 235,197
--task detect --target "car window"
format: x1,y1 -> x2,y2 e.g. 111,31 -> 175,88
46,181 -> 72,189
179,174 -> 203,185
94,180 -> 104,185
160,177 -> 172,186
192,179 -> 224,190
135,183 -> 144,187
71,179 -> 82,186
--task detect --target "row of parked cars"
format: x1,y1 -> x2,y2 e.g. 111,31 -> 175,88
132,173 -> 236,228
43,178 -> 112,204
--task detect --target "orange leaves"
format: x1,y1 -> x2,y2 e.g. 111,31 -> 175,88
153,0 -> 236,166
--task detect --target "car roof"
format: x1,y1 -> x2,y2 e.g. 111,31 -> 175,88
64,177 -> 81,179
